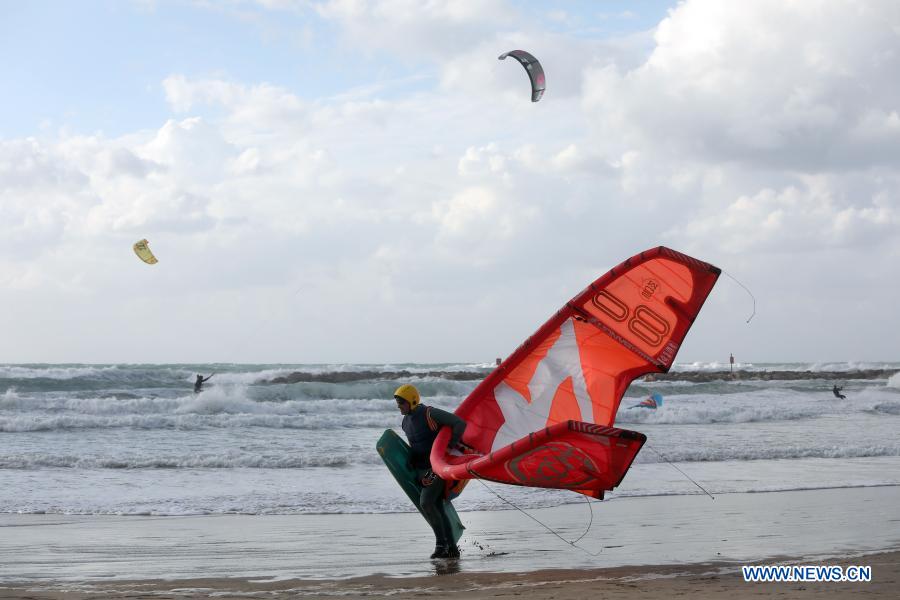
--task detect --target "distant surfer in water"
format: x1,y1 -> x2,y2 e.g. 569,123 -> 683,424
194,373 -> 214,393
832,384 -> 846,399
394,384 -> 470,559
629,393 -> 662,409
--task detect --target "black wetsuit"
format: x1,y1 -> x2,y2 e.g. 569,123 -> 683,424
194,375 -> 212,393
401,404 -> 466,552
832,385 -> 846,399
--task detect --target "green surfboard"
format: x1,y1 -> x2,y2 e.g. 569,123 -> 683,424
376,429 -> 465,545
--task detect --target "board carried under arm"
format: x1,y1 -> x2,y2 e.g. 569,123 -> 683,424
376,429 -> 465,545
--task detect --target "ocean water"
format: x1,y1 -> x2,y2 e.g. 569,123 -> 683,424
1,362 -> 899,516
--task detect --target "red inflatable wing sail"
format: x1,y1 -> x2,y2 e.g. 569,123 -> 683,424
431,247 -> 720,498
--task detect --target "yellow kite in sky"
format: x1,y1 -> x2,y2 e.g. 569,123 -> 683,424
133,239 -> 158,264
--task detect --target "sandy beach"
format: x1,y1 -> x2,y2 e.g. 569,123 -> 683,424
0,550 -> 896,599
2,485 -> 898,598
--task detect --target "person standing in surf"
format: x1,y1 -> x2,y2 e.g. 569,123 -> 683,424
832,384 -> 846,399
194,373 -> 214,393
394,384 -> 469,559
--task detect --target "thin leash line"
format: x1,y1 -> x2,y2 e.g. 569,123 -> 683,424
535,433 -> 601,545
723,270 -> 756,323
459,417 -> 603,546
457,403 -> 628,548
645,443 -> 716,500
569,491 -> 594,545
472,477 -> 603,557
539,449 -> 597,545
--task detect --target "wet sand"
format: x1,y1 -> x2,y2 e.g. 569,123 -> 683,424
2,486 -> 898,598
1,550 -> 896,599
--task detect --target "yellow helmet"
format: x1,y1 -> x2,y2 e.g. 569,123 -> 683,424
393,384 -> 420,410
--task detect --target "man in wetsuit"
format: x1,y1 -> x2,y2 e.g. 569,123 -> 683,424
194,373 -> 214,393
832,384 -> 846,399
394,384 -> 468,559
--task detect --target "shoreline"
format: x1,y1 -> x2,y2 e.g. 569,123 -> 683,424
3,486 -> 899,585
2,549 -> 897,599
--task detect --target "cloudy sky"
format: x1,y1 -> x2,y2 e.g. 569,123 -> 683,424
2,0 -> 899,364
